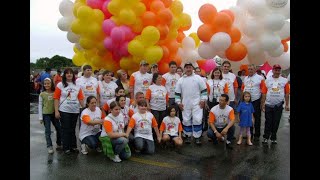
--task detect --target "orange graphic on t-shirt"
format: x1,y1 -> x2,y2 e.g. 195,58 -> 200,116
143,80 -> 149,86
140,122 -> 144,128
167,124 -> 174,131
86,85 -> 93,90
272,86 -> 280,92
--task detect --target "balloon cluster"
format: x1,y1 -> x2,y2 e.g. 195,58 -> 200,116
230,0 -> 290,69
58,0 -> 192,74
197,3 -> 247,62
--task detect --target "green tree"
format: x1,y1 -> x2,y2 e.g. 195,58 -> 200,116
31,55 -> 75,69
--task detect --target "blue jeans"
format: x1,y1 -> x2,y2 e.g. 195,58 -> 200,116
134,137 -> 155,154
81,132 -> 101,149
43,114 -> 62,148
207,125 -> 235,143
59,111 -> 79,151
111,137 -> 131,159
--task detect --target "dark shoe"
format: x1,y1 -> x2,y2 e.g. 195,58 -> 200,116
56,145 -> 63,151
271,140 -> 277,144
64,150 -> 71,155
195,138 -> 202,145
71,148 -> 79,153
184,136 -> 191,144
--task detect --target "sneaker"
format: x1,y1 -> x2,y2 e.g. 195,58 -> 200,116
48,146 -> 54,154
271,140 -> 277,144
195,138 -> 202,145
96,147 -> 102,153
226,141 -> 233,150
56,145 -> 63,151
184,136 -> 191,144
110,154 -> 122,163
64,150 -> 71,155
262,138 -> 268,144
220,137 -> 225,142
81,144 -> 88,155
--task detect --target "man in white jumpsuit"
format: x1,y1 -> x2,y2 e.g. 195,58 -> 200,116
175,62 -> 208,145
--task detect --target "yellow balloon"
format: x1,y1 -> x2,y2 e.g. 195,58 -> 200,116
141,26 -> 160,46
179,13 -> 191,28
73,2 -> 85,17
143,46 -> 163,64
168,29 -> 178,39
111,16 -> 121,25
77,6 -> 93,20
170,0 -> 183,15
91,56 -> 104,68
93,9 -> 104,23
170,17 -> 180,30
119,9 -> 136,25
71,19 -> 82,34
72,53 -> 86,66
131,19 -> 143,33
107,0 -> 121,15
80,38 -> 95,49
120,57 -> 131,70
133,2 -> 146,16
189,33 -> 200,47
128,40 -> 144,57
86,22 -> 101,38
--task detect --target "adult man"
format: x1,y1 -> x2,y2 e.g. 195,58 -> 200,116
221,61 -> 238,109
207,94 -> 235,149
261,64 -> 290,144
162,61 -> 181,108
241,64 -> 266,141
129,60 -> 153,99
175,62 -> 207,145
150,63 -> 159,74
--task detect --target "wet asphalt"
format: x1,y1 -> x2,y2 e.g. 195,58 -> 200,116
30,101 -> 290,180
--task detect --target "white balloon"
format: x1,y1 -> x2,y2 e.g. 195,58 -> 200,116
210,32 -> 231,52
268,0 -> 290,19
268,52 -> 290,70
57,17 -> 73,31
243,18 -> 263,38
267,44 -> 284,57
259,33 -> 281,51
276,21 -> 290,39
198,42 -> 216,59
216,51 -> 226,59
266,0 -> 288,8
182,37 -> 195,50
59,0 -> 74,17
246,40 -> 263,57
229,6 -> 246,28
246,0 -> 269,17
247,52 -> 266,65
229,57 -> 250,73
263,13 -> 285,31
75,43 -> 84,51
67,31 -> 80,43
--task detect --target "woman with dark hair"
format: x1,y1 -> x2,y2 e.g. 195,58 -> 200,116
207,68 -> 229,109
176,67 -> 183,77
54,68 -> 85,155
145,73 -> 168,126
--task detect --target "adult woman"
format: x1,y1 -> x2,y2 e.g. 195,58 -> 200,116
98,70 -> 118,109
54,68 -> 85,154
207,68 -> 229,109
115,69 -> 130,98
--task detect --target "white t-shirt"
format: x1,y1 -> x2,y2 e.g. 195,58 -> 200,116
98,81 -> 118,106
146,84 -> 168,111
265,76 -> 289,106
129,71 -> 153,96
79,107 -> 102,141
129,112 -> 157,141
162,72 -> 180,98
160,116 -> 182,136
207,79 -> 228,102
100,113 -> 125,137
222,72 -> 237,101
209,105 -> 234,128
76,76 -> 99,102
54,82 -> 84,113
243,73 -> 265,101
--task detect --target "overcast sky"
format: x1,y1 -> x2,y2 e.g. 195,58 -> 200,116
30,0 -> 237,63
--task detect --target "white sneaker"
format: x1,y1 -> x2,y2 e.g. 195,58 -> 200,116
226,140 -> 231,145
81,144 -> 88,155
48,146 -> 54,154
221,137 -> 225,142
110,154 -> 122,162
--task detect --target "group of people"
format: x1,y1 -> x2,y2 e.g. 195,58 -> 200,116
37,59 -> 290,162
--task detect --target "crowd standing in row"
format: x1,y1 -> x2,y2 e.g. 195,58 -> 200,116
37,60 -> 290,162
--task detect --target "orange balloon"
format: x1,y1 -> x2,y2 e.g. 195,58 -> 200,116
197,59 -> 207,69
169,54 -> 182,66
226,42 -> 247,61
282,41 -> 288,52
142,11 -> 157,26
142,0 -> 153,9
150,0 -> 165,13
197,24 -> 215,42
161,0 -> 172,8
161,45 -> 170,60
229,26 -> 241,43
282,37 -> 290,42
198,4 -> 217,24
161,39 -> 179,54
177,31 -> 186,43
158,62 -> 170,74
212,12 -> 232,33
157,24 -> 169,39
240,64 -> 248,75
220,10 -> 235,23
157,8 -> 173,25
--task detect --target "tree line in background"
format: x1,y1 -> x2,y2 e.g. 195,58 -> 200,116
30,55 -> 76,70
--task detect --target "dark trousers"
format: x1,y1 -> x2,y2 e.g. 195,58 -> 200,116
81,132 -> 101,149
250,98 -> 262,138
170,98 -> 182,122
43,114 -> 62,148
60,111 -> 79,151
151,109 -> 166,127
263,104 -> 283,140
207,125 -> 235,143
203,100 -> 218,131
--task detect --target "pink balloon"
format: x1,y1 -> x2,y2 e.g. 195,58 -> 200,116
86,0 -> 103,9
203,59 -> 217,73
102,19 -> 116,35
119,42 -> 129,56
110,27 -> 125,43
101,0 -> 112,18
103,37 -> 113,50
120,26 -> 136,41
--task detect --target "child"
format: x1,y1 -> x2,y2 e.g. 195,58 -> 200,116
38,78 -> 62,154
159,106 -> 183,147
126,99 -> 161,154
100,101 -> 131,162
236,91 -> 255,146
